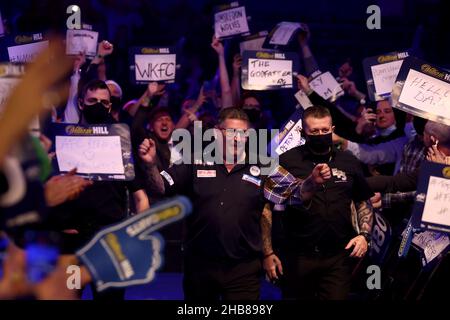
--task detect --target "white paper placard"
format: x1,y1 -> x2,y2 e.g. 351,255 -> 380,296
309,71 -> 344,101
371,59 -> 403,97
214,6 -> 249,39
412,230 -> 450,264
0,78 -> 20,113
240,36 -> 266,55
7,41 -> 49,63
399,69 -> 450,120
275,119 -> 304,155
269,22 -> 301,45
422,176 -> 450,227
248,58 -> 293,87
134,54 -> 176,82
55,135 -> 125,175
66,29 -> 99,57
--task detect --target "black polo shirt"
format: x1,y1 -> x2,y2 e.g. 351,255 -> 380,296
279,146 -> 373,255
161,160 -> 267,261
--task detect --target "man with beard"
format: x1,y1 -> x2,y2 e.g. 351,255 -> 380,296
263,105 -> 374,300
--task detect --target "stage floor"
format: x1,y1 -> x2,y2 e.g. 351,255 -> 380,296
82,272 -> 282,300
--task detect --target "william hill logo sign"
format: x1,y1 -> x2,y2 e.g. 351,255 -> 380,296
420,64 -> 450,82
65,126 -> 109,135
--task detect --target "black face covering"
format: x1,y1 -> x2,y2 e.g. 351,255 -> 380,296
82,103 -> 111,124
305,132 -> 333,155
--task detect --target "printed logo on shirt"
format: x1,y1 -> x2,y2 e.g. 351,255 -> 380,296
332,168 -> 347,182
197,170 -> 216,178
250,166 -> 261,177
242,174 -> 261,187
160,170 -> 174,186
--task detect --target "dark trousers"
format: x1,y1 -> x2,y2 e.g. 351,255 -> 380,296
281,251 -> 354,300
183,255 -> 262,301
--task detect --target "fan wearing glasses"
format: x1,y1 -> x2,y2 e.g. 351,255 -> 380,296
139,107 -> 269,301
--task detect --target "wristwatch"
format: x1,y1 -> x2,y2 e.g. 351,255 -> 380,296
359,231 -> 371,244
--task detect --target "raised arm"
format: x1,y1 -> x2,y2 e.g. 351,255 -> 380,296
231,54 -> 242,106
211,36 -> 233,108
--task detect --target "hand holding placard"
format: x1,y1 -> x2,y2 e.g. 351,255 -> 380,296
97,40 -> 113,57
66,29 -> 99,57
211,36 -> 225,57
132,47 -> 176,84
363,51 -> 408,101
309,72 -> 344,101
296,74 -> 312,94
214,5 -> 249,39
242,51 -> 298,90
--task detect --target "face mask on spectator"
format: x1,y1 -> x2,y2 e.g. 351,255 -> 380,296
305,132 -> 333,155
82,102 -> 111,124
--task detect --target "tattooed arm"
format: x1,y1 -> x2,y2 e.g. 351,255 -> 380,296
345,200 -> 373,258
261,203 -> 283,281
261,203 -> 274,256
144,161 -> 165,196
355,200 -> 373,234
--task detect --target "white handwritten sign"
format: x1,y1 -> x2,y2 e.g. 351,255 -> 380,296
269,22 -> 301,46
371,60 -> 403,98
55,136 -> 125,175
214,6 -> 249,39
309,71 -> 344,101
134,54 -> 176,82
275,119 -> 304,155
66,29 -> 99,57
0,78 -> 20,113
248,58 -> 292,88
412,230 -> 450,265
422,176 -> 450,228
398,69 -> 450,121
7,41 -> 49,63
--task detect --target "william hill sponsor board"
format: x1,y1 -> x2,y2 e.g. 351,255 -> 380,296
65,125 -> 109,135
420,64 -> 450,82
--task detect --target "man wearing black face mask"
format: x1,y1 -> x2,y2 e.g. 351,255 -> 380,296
264,106 -> 374,300
51,79 -> 149,300
78,80 -> 115,125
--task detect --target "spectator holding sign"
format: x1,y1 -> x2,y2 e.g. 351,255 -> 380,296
50,79 -> 149,300
297,74 -> 361,142
63,40 -> 115,124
